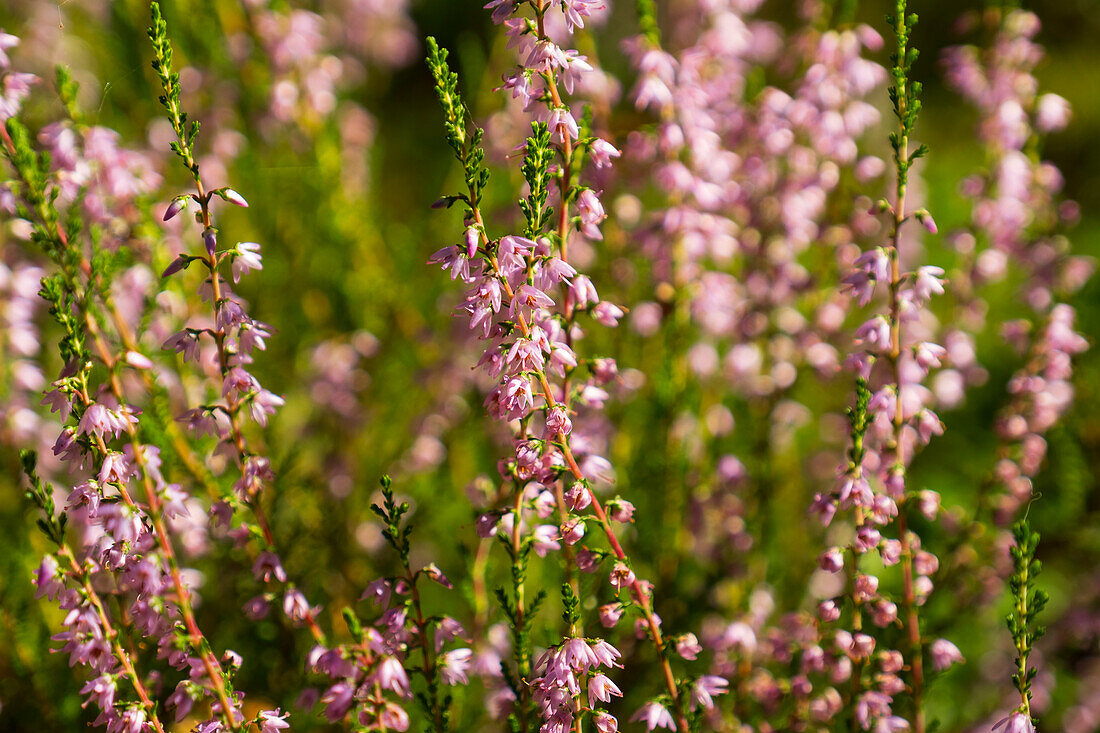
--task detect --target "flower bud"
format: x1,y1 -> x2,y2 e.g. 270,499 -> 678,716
223,188 -> 249,207
162,197 -> 187,221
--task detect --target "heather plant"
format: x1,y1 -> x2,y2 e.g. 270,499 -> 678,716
0,0 -> 1098,732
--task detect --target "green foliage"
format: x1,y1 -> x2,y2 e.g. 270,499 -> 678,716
21,451 -> 66,546
1006,519 -> 1048,721
519,122 -> 554,238
147,1 -> 200,177
634,0 -> 662,47
426,37 -> 489,210
560,581 -> 580,629
55,66 -> 82,124
886,0 -> 926,189
372,474 -> 414,562
847,376 -> 873,469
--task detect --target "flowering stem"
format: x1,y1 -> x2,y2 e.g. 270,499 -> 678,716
57,544 -> 169,733
2,115 -> 241,729
510,479 -> 533,733
887,2 -> 926,729
533,0 -> 582,611
148,0 -> 326,647
468,201 -> 689,727
427,26 -> 688,729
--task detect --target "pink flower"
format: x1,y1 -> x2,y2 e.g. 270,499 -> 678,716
915,409 -> 944,444
592,711 -> 618,733
561,0 -> 605,32
560,517 -> 585,545
258,709 -> 290,733
675,633 -> 702,660
232,241 -> 263,282
690,675 -> 728,710
253,552 -> 287,583
913,265 -> 945,302
483,0 -> 515,25
509,284 -> 555,319
440,648 -> 472,685
377,702 -> 410,731
609,562 -> 635,592
33,555 -> 63,600
282,589 -> 313,623
542,106 -> 579,142
993,713 -> 1035,733
818,600 -> 841,623
599,603 -> 623,628
570,274 -> 599,307
376,656 -> 412,698
608,499 -> 634,523
532,525 -> 561,557
630,701 -> 675,731
428,245 -> 475,282
589,639 -> 622,668
545,405 -> 572,436
321,681 -> 354,721
855,316 -> 891,350
587,673 -> 622,707
162,196 -> 187,222
434,616 -> 466,652
0,31 -> 20,67
163,330 -> 201,361
929,638 -> 964,671
1035,93 -> 1070,133
222,188 -> 248,207
577,189 -> 606,240
592,302 -> 624,327
589,138 -> 620,169
871,600 -> 898,627
243,596 -> 270,620
819,547 -> 844,573
80,675 -> 116,712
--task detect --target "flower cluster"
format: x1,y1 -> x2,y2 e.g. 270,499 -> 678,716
621,0 -> 891,608
1,1 -> 1095,732
427,1 -> 695,729
530,636 -> 623,732
808,6 -> 957,732
150,2 -> 331,647
943,8 -> 1091,524
310,479 -> 470,731
6,12 -> 301,730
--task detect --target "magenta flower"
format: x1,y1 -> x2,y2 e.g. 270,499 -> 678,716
252,551 -> 287,583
